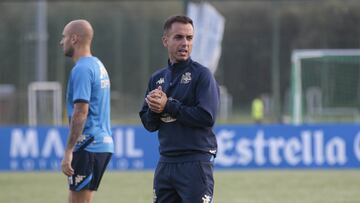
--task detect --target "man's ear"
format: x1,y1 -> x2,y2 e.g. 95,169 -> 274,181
70,34 -> 78,45
162,36 -> 167,48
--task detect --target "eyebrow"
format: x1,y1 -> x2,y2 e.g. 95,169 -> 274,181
175,34 -> 193,37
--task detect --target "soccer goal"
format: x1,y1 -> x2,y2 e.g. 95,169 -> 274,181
291,49 -> 360,124
28,81 -> 62,126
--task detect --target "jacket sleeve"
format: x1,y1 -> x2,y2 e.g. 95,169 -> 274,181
164,69 -> 220,128
139,79 -> 161,132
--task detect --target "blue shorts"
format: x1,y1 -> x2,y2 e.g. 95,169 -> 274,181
153,153 -> 214,203
68,150 -> 112,191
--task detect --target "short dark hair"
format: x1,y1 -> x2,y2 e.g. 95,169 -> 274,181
163,15 -> 193,35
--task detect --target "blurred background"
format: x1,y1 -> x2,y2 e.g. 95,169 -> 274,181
1,1 -> 360,202
1,0 -> 359,126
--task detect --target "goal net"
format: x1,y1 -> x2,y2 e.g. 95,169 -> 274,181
291,49 -> 360,124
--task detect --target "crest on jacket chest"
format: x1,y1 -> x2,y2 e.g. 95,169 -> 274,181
180,72 -> 191,84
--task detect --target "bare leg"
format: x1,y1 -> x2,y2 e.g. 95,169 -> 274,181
68,190 -> 94,203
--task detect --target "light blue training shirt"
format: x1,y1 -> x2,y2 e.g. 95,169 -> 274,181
66,56 -> 114,153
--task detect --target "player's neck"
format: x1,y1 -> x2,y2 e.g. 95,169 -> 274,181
72,47 -> 92,62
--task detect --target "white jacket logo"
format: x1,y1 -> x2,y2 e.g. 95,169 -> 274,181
156,77 -> 165,85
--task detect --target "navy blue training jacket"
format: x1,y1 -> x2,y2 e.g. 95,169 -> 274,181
139,58 -> 220,157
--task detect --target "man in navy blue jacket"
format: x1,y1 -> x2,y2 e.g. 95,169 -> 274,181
139,15 -> 220,203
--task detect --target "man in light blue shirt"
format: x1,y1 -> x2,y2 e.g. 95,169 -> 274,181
60,19 -> 113,203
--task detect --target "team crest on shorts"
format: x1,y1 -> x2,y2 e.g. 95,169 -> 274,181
180,72 -> 191,84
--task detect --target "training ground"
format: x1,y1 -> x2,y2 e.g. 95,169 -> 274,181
0,170 -> 359,203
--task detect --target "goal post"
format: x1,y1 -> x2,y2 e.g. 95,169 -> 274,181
291,49 -> 360,124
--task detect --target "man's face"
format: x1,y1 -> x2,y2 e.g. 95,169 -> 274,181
60,25 -> 74,57
162,22 -> 193,63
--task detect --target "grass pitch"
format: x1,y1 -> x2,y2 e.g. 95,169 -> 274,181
0,170 -> 359,203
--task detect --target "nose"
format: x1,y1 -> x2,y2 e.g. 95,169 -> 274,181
181,37 -> 189,46
59,39 -> 63,46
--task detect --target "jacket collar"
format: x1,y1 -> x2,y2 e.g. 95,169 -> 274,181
168,58 -> 192,71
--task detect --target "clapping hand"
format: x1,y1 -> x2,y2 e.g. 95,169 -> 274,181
146,86 -> 167,113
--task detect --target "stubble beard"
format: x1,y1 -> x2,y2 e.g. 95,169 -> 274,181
64,47 -> 74,58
